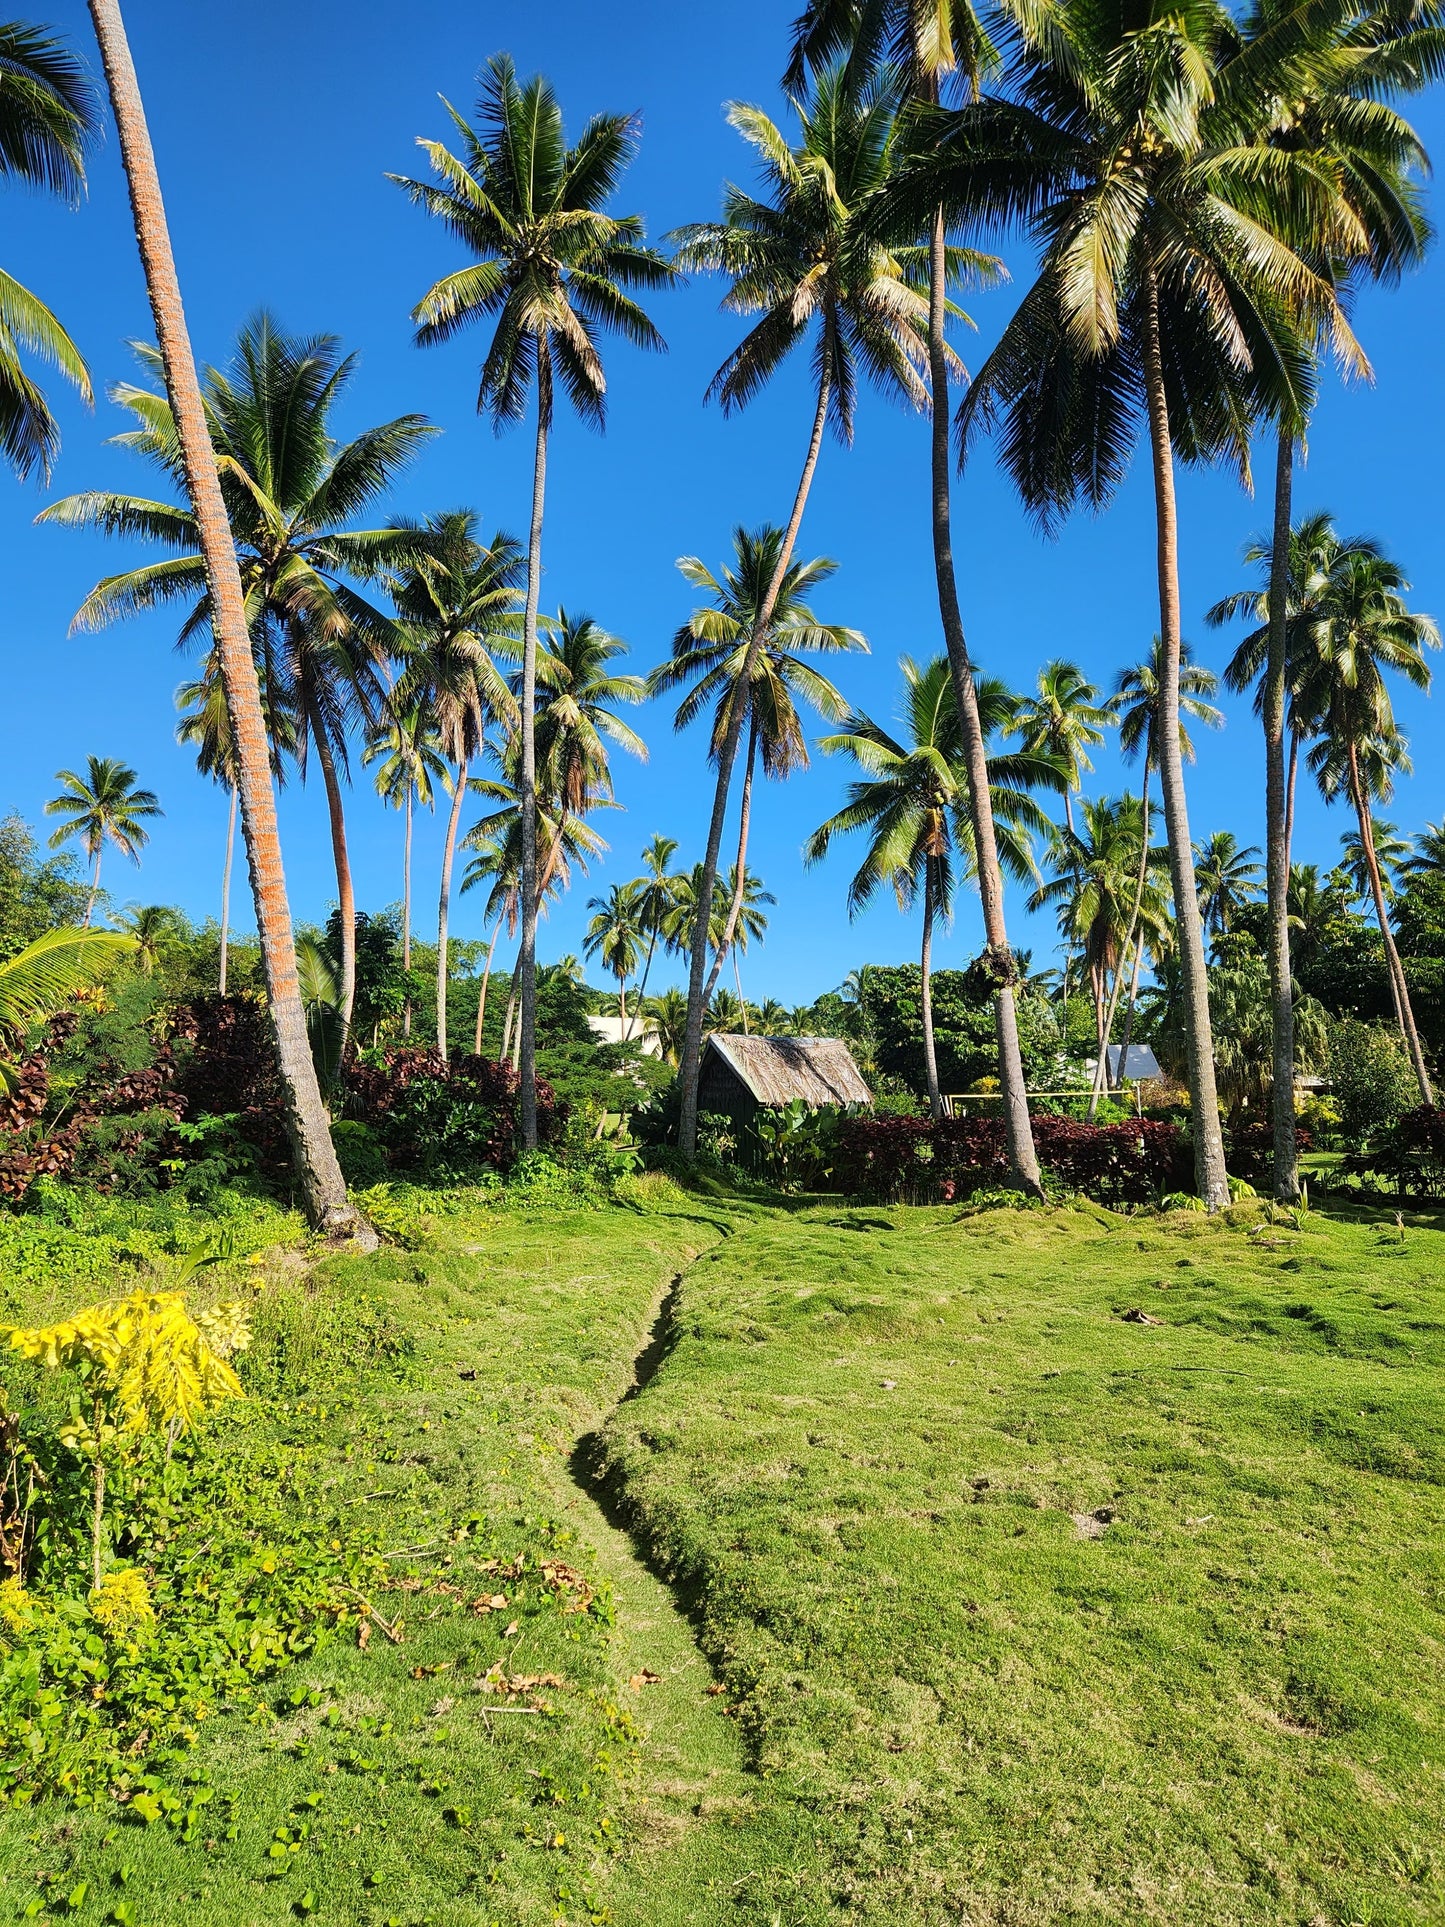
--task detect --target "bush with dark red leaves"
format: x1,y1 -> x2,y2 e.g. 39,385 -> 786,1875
1225,1118 -> 1315,1186
339,1048 -> 561,1177
169,993 -> 290,1175
833,1112 -> 1189,1204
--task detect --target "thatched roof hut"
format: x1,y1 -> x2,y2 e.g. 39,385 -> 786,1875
697,1034 -> 871,1121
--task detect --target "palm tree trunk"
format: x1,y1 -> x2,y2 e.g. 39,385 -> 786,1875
517,348 -> 551,1151
1284,731 -> 1300,868
309,703 -> 356,1034
474,920 -> 502,1056
627,931 -> 657,1045
402,780 -> 413,1038
921,859 -> 942,1120
1088,764 -> 1151,1120
1118,933 -> 1146,1082
927,203 -> 1041,1196
1264,429 -> 1300,1200
1140,257 -> 1229,1209
1063,790 -> 1075,836
733,948 -> 749,1033
218,779 -> 237,995
703,715 -> 759,1009
619,977 -> 628,1034
86,0 -> 362,1240
84,847 -> 101,927
436,758 -> 467,1062
1349,749 -> 1433,1103
678,357 -> 833,1158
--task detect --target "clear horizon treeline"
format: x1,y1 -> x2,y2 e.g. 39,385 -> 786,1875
3,0 -> 1441,1220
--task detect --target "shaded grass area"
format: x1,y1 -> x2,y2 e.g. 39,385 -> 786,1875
0,1183 -> 798,1926
596,1199 -> 1445,1925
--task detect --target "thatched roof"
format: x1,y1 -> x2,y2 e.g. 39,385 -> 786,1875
702,1034 -> 871,1109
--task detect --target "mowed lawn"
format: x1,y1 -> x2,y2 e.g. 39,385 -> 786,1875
598,1198 -> 1445,1925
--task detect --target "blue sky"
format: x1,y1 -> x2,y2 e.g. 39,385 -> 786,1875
3,0 -> 1443,1004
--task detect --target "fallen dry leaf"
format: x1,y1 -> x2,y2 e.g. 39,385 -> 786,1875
627,1669 -> 662,1691
704,1683 -> 725,1696
357,1620 -> 372,1651
1120,1308 -> 1164,1326
503,1620 -> 519,1637
470,1593 -> 509,1615
540,1559 -> 594,1613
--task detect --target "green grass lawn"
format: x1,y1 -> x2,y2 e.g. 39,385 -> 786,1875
2,1184 -> 1444,1925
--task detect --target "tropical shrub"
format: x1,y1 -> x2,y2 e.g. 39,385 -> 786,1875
340,1049 -> 561,1177
1346,1106 -> 1445,1200
1327,1018 -> 1419,1149
832,1114 -> 1188,1205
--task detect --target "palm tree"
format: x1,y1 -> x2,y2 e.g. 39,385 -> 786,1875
1339,818 -> 1409,910
717,866 -> 775,1024
78,0 -> 363,1238
584,883 -> 644,1032
645,986 -> 690,1066
0,926 -> 135,1090
807,656 -> 1054,1115
1031,796 -> 1172,1075
176,651 -> 295,996
1106,641 -> 1224,1104
670,62 -> 993,1158
942,0 -> 1368,1206
706,987 -> 748,1036
44,757 -> 161,924
1402,821 -> 1445,881
363,696 -> 448,1037
789,2 -> 1056,1194
394,54 -> 672,1147
1194,832 -> 1264,942
0,21 -> 96,480
1231,0 -> 1432,1201
534,610 -> 648,875
1295,539 -> 1439,1097
1009,661 -> 1113,835
459,832 -> 519,1057
108,902 -> 173,975
652,528 -> 865,1012
626,836 -> 682,1037
386,511 -> 524,1060
42,317 -> 434,1030
663,863 -> 730,970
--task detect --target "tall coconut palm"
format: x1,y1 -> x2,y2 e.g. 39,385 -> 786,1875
584,882 -> 644,1032
940,0 -> 1370,1205
652,528 -> 865,1011
394,54 -> 672,1144
716,865 -> 775,1024
363,696 -> 447,1037
42,316 -> 434,1030
670,62 -> 995,1157
385,511 -> 524,1059
44,756 -> 161,924
176,651 -> 294,995
807,655 -> 1054,1115
1009,660 -> 1112,835
646,986 -> 690,1066
107,902 -> 172,975
1230,0 -> 1432,1201
79,0 -> 364,1238
0,20 -> 96,480
625,835 -> 682,1038
788,3 -> 1054,1191
1295,540 -> 1439,1097
1194,831 -> 1263,942
533,609 -> 648,877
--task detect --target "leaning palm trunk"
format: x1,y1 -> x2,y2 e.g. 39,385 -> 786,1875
627,933 -> 657,1045
1264,429 -> 1300,1198
402,779 -> 413,1038
702,716 -> 760,1009
218,780 -> 237,995
435,758 -> 467,1062
1140,261 -> 1230,1209
474,920 -> 502,1056
920,858 -> 942,1120
86,0 -> 363,1239
677,360 -> 833,1156
1117,933 -> 1146,1084
1284,730 -> 1300,867
310,707 -> 356,1032
926,207 -> 1041,1194
517,351 -> 550,1150
1349,750 -> 1433,1103
84,848 -> 101,927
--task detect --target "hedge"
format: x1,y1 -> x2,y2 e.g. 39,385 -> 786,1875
833,1113 -> 1189,1205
